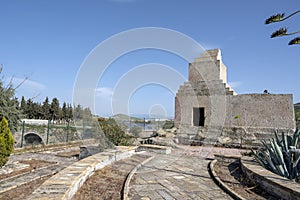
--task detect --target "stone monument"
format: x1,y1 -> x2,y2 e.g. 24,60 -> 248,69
175,49 -> 295,147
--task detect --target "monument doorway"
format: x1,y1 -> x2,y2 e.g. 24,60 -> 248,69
193,107 -> 205,126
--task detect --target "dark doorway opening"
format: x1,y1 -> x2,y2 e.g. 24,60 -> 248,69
24,133 -> 43,145
193,107 -> 205,126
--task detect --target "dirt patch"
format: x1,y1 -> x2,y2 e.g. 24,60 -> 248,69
55,149 -> 80,158
72,154 -> 150,200
0,175 -> 51,200
0,159 -> 56,180
214,158 -> 278,199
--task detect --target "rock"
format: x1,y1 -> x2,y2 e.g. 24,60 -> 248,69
151,137 -> 177,148
165,133 -> 175,138
131,138 -> 141,146
156,129 -> 167,137
150,132 -> 159,137
166,127 -> 177,133
194,131 -> 205,140
79,145 -> 103,159
173,137 -> 179,144
218,136 -> 232,144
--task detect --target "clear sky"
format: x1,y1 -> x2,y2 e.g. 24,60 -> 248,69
1,0 -> 299,118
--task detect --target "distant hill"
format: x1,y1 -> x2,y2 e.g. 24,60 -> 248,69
295,103 -> 300,128
112,114 -> 142,121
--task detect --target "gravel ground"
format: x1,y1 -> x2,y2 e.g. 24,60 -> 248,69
214,158 -> 278,200
72,154 -> 150,200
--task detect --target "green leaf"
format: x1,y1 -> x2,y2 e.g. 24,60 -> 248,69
288,37 -> 300,45
282,132 -> 289,152
271,27 -> 288,38
265,13 -> 285,24
274,130 -> 281,145
293,150 -> 300,168
273,138 -> 289,177
275,165 -> 285,177
292,129 -> 300,146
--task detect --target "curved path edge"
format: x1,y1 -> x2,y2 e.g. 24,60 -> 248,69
122,155 -> 155,200
209,159 -> 246,200
241,157 -> 300,200
27,146 -> 137,200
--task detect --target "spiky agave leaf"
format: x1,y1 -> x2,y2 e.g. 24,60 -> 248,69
292,129 -> 300,146
288,37 -> 300,45
282,132 -> 289,152
274,130 -> 281,144
265,13 -> 285,24
251,149 -> 267,167
271,28 -> 288,38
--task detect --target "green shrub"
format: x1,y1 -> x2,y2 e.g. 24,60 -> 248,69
129,125 -> 143,137
0,117 -> 14,167
252,129 -> 300,182
162,120 -> 174,129
98,118 -> 133,146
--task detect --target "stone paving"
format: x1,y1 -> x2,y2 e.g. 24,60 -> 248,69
125,146 -> 246,200
73,153 -> 151,200
1,145 -> 246,199
0,148 -> 77,195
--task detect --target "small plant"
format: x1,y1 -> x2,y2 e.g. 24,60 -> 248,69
162,120 -> 174,129
0,117 -> 14,167
252,129 -> 300,182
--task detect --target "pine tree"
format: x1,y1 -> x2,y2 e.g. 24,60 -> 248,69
26,98 -> 34,119
61,102 -> 67,122
0,68 -> 21,132
33,102 -> 42,119
67,104 -> 73,122
50,98 -> 60,121
74,104 -> 83,119
42,97 -> 51,120
20,96 -> 27,115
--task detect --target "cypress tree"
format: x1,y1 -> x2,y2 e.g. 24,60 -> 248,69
0,117 -> 14,167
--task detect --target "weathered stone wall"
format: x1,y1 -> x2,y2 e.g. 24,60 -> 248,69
175,48 -> 296,147
225,94 -> 295,129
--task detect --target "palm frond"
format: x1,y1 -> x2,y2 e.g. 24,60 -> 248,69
265,13 -> 285,24
288,37 -> 300,45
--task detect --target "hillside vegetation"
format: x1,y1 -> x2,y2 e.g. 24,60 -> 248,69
294,103 -> 300,127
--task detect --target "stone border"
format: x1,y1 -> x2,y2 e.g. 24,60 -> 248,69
123,155 -> 155,200
0,163 -> 59,194
27,146 -> 136,200
209,159 -> 246,200
135,144 -> 172,154
241,157 -> 300,200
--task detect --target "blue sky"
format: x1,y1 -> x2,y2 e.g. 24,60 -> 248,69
1,0 -> 299,118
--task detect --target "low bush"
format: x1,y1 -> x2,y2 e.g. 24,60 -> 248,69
98,117 -> 133,146
162,120 -> 174,129
0,117 -> 14,167
129,125 -> 143,137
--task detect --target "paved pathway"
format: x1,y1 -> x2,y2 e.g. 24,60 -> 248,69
2,145 -> 244,199
126,146 -> 244,200
0,148 -> 77,195
73,154 -> 150,200
128,154 -> 232,199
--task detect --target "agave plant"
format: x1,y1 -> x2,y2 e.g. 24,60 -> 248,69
252,129 -> 300,182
